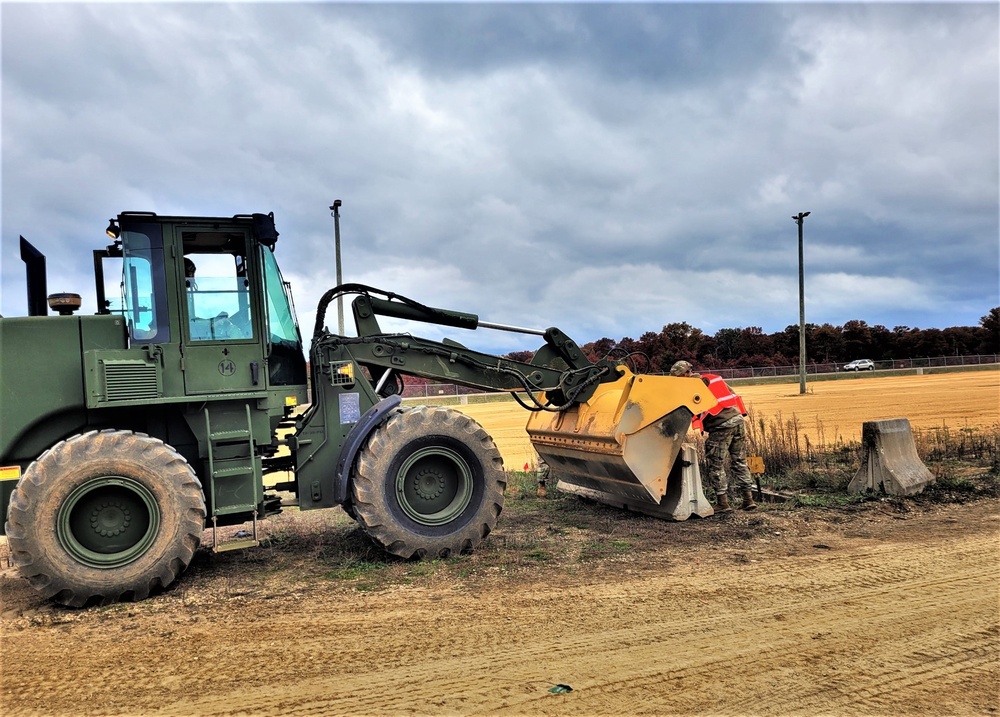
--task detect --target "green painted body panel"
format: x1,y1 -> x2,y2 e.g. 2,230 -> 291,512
0,314 -> 128,464
182,341 -> 266,395
294,344 -> 381,510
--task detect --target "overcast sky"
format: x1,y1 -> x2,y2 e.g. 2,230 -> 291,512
2,1 -> 997,355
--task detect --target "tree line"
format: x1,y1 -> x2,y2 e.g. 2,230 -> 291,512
506,307 -> 1000,374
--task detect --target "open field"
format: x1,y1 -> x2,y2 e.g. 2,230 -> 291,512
451,369 -> 1000,470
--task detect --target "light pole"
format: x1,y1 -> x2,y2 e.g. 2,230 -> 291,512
793,211 -> 810,395
330,199 -> 344,335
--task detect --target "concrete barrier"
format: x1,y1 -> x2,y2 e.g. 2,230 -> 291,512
660,444 -> 715,519
848,418 -> 935,496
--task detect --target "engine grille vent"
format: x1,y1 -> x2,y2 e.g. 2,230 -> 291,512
103,361 -> 161,402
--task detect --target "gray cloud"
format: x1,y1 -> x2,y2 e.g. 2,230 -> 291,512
3,2 -> 997,356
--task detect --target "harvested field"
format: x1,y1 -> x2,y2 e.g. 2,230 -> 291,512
452,369 -> 1000,470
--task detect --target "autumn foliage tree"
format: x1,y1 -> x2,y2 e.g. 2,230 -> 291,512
560,308 -> 999,371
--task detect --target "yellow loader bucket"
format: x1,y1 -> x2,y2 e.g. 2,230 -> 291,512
525,368 -> 718,518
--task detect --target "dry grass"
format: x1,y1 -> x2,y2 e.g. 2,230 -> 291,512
742,409 -> 999,496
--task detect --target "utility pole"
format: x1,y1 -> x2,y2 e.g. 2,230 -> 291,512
330,199 -> 344,335
793,211 -> 811,395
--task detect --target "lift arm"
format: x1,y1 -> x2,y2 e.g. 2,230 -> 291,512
311,285 -> 623,409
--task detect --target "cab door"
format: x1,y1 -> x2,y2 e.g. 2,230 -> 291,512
179,229 -> 265,395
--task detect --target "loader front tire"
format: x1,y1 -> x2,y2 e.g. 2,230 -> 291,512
351,406 -> 505,559
4,430 -> 206,607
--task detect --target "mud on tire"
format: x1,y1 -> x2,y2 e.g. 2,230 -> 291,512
351,406 -> 506,559
4,429 -> 206,607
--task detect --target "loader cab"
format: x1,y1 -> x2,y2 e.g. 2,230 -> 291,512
100,212 -> 306,395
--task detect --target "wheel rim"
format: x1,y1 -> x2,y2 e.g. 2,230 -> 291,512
57,477 -> 160,569
395,446 -> 474,526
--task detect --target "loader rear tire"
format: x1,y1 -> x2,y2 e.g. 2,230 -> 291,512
351,406 -> 505,559
4,430 -> 206,607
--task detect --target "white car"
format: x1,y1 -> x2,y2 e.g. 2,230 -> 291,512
843,359 -> 875,371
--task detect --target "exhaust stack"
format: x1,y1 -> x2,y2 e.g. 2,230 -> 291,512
19,236 -> 48,317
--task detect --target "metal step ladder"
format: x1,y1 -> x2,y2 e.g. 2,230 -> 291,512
204,404 -> 262,552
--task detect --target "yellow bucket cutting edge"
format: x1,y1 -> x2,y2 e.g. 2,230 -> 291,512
525,368 -> 718,518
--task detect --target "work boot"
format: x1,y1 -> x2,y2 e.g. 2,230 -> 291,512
741,488 -> 758,511
715,492 -> 733,513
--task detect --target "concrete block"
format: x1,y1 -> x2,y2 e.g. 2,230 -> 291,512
848,418 -> 935,496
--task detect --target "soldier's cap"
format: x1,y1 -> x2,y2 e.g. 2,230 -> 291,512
669,360 -> 693,376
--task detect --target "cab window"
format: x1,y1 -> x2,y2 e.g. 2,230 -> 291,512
184,253 -> 254,342
121,223 -> 169,342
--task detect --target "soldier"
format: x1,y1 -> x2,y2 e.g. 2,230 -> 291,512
184,257 -> 198,287
536,456 -> 550,497
669,360 -> 756,513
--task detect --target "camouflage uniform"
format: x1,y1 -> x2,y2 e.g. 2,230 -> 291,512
702,409 -> 754,495
670,361 -> 756,511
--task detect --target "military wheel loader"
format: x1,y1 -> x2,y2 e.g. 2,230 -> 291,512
0,210 -> 717,607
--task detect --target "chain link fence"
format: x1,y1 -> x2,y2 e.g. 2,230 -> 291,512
398,353 -> 999,398
709,354 -> 998,380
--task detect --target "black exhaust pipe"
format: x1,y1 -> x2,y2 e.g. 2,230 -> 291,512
19,236 -> 48,316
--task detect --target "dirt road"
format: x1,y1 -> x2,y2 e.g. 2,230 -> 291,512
2,497 -> 997,716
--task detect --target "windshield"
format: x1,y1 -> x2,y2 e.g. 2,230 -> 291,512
261,247 -> 301,350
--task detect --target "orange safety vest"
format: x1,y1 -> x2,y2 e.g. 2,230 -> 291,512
692,373 -> 747,431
